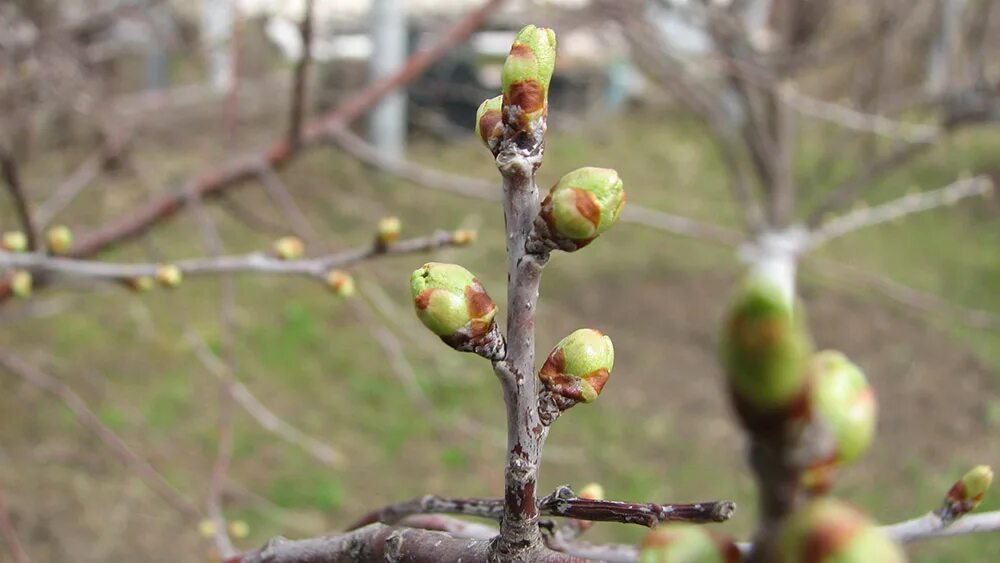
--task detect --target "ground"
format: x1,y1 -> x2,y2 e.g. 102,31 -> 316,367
0,110 -> 998,561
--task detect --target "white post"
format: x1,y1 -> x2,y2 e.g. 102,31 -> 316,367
369,0 -> 408,159
201,0 -> 234,93
926,0 -> 968,95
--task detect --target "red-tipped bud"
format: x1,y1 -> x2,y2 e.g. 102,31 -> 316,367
778,498 -> 906,563
534,167 -> 626,252
325,270 -> 355,297
475,95 -> 504,154
539,328 -> 614,409
410,262 -> 504,360
501,25 -> 556,135
939,465 -> 993,522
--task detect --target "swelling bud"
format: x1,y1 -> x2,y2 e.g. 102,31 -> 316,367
475,95 -> 503,154
273,236 -> 304,260
639,524 -> 740,563
2,231 -> 27,252
535,167 -> 625,252
940,465 -> 993,521
375,216 -> 401,248
10,270 -> 31,298
325,270 -> 355,297
410,262 -> 504,360
501,25 -> 556,133
155,264 -> 183,288
778,498 -> 906,563
45,225 -> 73,255
539,328 -> 614,409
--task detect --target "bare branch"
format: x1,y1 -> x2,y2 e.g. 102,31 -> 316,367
0,230 -> 467,283
0,349 -> 202,521
394,515 -> 498,540
807,175 -> 994,249
883,511 -> 1000,544
288,0 -> 315,147
0,150 -> 37,249
0,491 -> 29,563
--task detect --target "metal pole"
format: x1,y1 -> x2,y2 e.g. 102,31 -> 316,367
369,0 -> 408,159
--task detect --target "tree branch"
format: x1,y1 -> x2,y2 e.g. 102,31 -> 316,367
287,0 -> 315,147
0,230 -> 467,284
806,175 -> 994,249
0,150 -> 37,250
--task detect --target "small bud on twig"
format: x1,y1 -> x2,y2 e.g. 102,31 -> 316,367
45,225 -> 73,255
639,524 -> 741,563
452,229 -> 477,246
778,498 -> 906,563
939,465 -> 993,522
721,276 -> 811,420
539,328 -> 614,409
273,236 -> 305,261
375,217 -> 401,249
126,276 -> 156,293
156,264 -> 183,288
1,231 -> 27,252
475,95 -> 504,154
198,519 -> 216,538
578,483 -> 605,501
501,25 -> 556,135
410,262 -> 505,360
10,270 -> 31,298
326,270 -> 355,297
228,520 -> 251,539
801,351 -> 877,493
533,167 -> 625,253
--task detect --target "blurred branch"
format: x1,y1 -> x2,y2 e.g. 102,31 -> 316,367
0,150 -> 37,250
806,175 -> 994,249
0,349 -> 202,521
0,491 -> 28,563
884,511 -> 1000,544
348,486 -> 734,530
187,334 -> 345,468
288,0 -> 315,147
394,515 -> 497,540
58,0 -> 504,262
0,230 -> 468,283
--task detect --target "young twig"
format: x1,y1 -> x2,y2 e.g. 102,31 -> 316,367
0,150 -> 37,250
0,350 -> 202,521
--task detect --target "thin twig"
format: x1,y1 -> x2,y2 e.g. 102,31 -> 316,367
0,350 -> 202,521
287,0 -> 315,147
0,491 -> 29,563
883,510 -> 1000,543
807,175 -> 994,249
0,230 -> 466,282
0,150 -> 37,249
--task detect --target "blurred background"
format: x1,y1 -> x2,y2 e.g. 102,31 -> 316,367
1,0 -> 999,561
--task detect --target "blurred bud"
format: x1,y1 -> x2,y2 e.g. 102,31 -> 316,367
539,328 -> 613,408
475,95 -> 504,153
325,270 -> 355,297
127,276 -> 156,293
410,262 -> 504,360
535,167 -> 626,252
721,276 -> 811,419
272,236 -> 304,261
801,351 -> 877,492
940,465 -> 993,522
376,217 -> 401,248
45,225 -> 73,255
779,498 -> 906,563
453,229 -> 477,246
228,520 -> 250,539
198,519 -> 216,538
501,25 -> 556,132
2,231 -> 27,252
10,270 -> 31,298
639,524 -> 741,563
578,482 -> 605,501
155,264 -> 183,288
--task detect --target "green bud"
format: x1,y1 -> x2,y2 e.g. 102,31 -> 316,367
779,498 -> 906,563
2,231 -> 27,252
155,264 -> 183,288
45,225 -> 73,255
537,167 -> 626,251
721,275 -> 811,413
197,519 -> 216,539
809,351 -> 877,463
127,276 -> 155,293
228,520 -> 250,539
410,262 -> 503,360
475,95 -> 504,152
539,328 -> 614,405
376,217 -> 401,247
941,465 -> 993,520
578,482 -> 605,501
326,270 -> 355,297
10,270 -> 31,298
639,524 -> 740,563
452,229 -> 477,246
273,236 -> 305,261
501,25 -> 556,130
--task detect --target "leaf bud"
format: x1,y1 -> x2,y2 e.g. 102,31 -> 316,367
272,236 -> 304,261
45,225 -> 73,255
778,498 -> 906,563
228,520 -> 250,539
325,270 -> 355,297
452,229 -> 477,246
2,231 -> 27,252
475,95 -> 504,154
375,217 -> 401,249
10,270 -> 31,298
539,328 -> 613,408
410,262 -> 504,360
155,264 -> 183,288
534,167 -> 626,252
501,25 -> 556,133
940,465 -> 993,521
